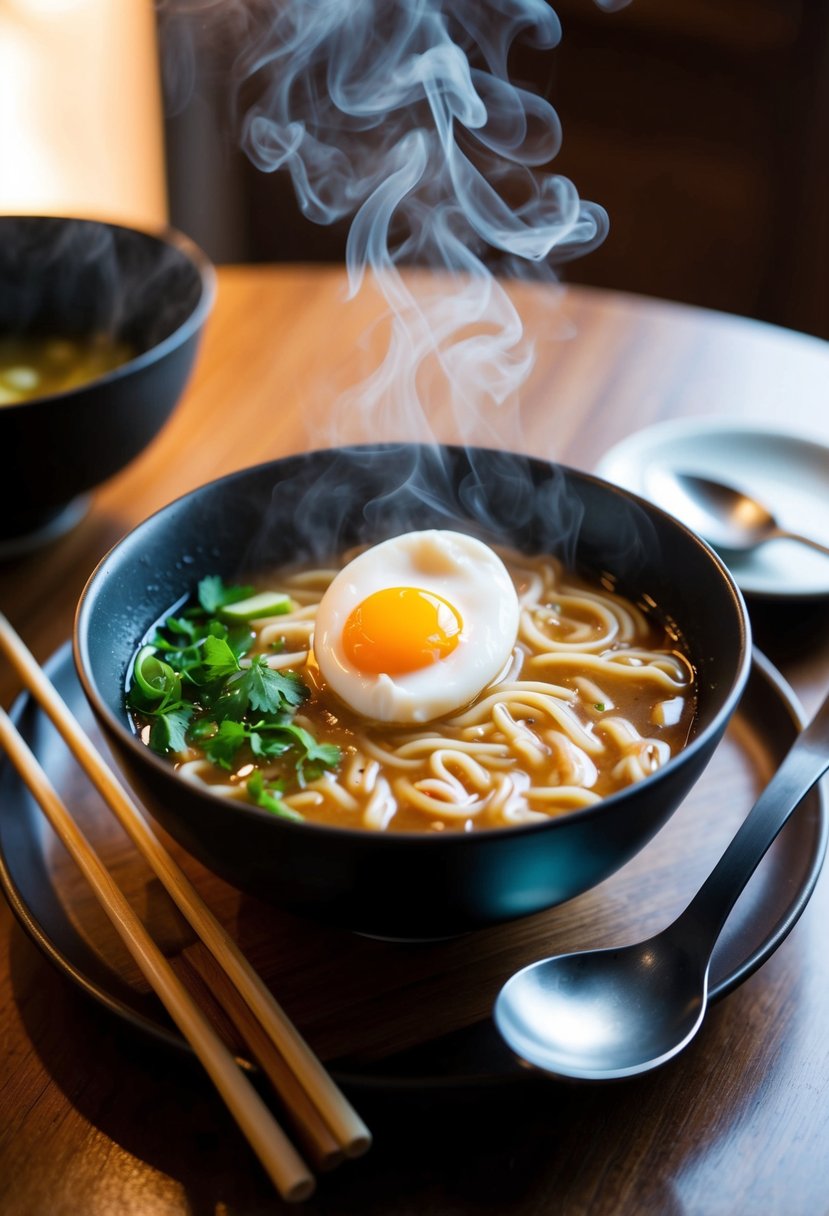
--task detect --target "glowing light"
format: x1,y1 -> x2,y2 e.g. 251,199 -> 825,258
0,0 -> 166,226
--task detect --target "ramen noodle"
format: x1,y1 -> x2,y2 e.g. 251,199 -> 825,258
132,544 -> 696,833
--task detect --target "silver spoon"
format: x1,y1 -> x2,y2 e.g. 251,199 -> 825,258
656,471 -> 829,558
494,688 -> 829,1081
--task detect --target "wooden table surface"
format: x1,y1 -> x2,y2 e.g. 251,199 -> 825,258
2,265 -> 829,1215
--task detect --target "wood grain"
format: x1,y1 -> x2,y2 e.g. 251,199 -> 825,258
2,267 -> 829,1215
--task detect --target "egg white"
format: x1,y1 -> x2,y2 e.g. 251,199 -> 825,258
313,530 -> 520,723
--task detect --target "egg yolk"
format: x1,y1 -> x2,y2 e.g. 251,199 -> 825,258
342,586 -> 463,675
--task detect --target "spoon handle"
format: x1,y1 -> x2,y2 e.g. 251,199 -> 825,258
675,686 -> 829,953
771,528 -> 829,560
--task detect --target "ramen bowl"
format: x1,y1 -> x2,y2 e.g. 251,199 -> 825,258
0,215 -> 215,553
75,445 -> 751,939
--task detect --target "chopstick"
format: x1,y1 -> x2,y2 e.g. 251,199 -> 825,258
0,705 -> 315,1203
0,615 -> 371,1171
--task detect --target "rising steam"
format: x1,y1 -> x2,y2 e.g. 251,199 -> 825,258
161,0 -> 614,445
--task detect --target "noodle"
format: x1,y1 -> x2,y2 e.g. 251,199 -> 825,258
164,550 -> 696,832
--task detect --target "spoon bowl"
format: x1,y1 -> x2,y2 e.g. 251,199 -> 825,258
495,933 -> 708,1080
662,473 -> 829,559
494,686 -> 829,1081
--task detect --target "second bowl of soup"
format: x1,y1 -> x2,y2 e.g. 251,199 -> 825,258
0,215 -> 214,550
75,445 -> 750,939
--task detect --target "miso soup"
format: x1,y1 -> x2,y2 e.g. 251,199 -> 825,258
0,335 -> 133,404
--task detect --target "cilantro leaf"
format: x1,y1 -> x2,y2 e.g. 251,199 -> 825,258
248,729 -> 293,759
189,717 -> 218,742
279,724 -> 341,784
247,771 -> 303,822
247,720 -> 342,784
148,705 -> 192,754
226,624 -> 255,660
198,576 -> 255,614
272,722 -> 317,752
302,741 -> 342,782
202,635 -> 241,679
130,574 -> 338,794
203,719 -> 248,770
164,615 -> 198,641
197,576 -> 225,613
237,657 -> 307,715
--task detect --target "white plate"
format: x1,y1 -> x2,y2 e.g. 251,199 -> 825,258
595,418 -> 829,600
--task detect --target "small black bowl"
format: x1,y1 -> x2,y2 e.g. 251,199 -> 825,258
75,445 -> 751,939
0,215 -> 215,552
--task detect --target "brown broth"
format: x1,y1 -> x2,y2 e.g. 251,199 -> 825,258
153,554 -> 697,833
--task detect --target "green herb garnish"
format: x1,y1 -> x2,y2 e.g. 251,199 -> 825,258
149,705 -> 193,754
247,770 -> 304,821
238,656 -> 307,715
197,575 -> 255,614
127,577 -> 341,813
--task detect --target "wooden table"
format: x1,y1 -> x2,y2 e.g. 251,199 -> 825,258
1,266 -> 829,1214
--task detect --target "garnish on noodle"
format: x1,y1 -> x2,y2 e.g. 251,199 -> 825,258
126,543 -> 697,833
127,575 -> 342,820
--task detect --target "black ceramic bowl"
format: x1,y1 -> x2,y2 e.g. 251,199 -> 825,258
0,215 -> 215,552
75,445 -> 751,939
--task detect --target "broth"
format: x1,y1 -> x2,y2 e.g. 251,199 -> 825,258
0,334 -> 133,404
128,545 -> 696,834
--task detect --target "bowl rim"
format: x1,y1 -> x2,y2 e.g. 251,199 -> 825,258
0,215 -> 217,412
74,444 -> 753,846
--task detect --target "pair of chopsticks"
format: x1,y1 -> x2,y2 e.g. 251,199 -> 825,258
0,613 -> 370,1203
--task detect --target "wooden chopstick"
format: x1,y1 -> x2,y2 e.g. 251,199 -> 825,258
0,705 -> 315,1204
0,613 -> 371,1163
185,943 -> 344,1170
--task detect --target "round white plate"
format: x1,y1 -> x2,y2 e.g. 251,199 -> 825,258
595,418 -> 829,600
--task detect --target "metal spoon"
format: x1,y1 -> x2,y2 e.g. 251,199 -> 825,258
494,688 -> 829,1081
656,472 -> 829,558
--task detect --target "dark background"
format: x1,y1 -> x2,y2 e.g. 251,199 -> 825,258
162,0 -> 829,341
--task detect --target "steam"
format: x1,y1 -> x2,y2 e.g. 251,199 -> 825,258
160,0 -> 613,446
